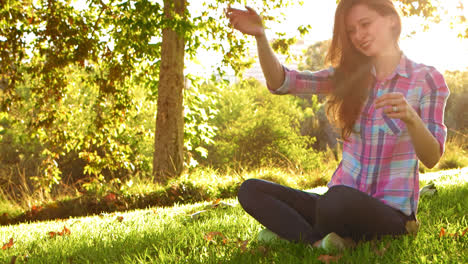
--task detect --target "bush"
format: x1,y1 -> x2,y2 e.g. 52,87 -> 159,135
199,79 -> 324,172
444,70 -> 468,132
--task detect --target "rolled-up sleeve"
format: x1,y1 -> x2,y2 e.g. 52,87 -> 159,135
421,68 -> 450,155
268,66 -> 335,95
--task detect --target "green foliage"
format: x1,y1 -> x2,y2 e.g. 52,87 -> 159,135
1,65 -> 152,189
1,0 -> 164,190
200,79 -> 324,172
183,75 -> 219,167
298,39 -> 331,72
0,61 -> 223,197
1,0 -> 308,192
443,70 -> 468,133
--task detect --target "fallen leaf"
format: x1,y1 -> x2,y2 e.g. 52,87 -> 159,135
103,193 -> 117,203
60,226 -> 71,236
439,227 -> 446,238
2,238 -> 14,250
440,227 -> 468,239
317,254 -> 342,264
31,205 -> 43,216
204,231 -> 227,244
462,228 -> 467,237
49,226 -> 71,238
212,198 -> 221,205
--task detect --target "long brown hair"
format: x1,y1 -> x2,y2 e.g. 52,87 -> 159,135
325,0 -> 402,140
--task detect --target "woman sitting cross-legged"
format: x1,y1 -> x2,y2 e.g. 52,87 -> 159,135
225,0 -> 449,251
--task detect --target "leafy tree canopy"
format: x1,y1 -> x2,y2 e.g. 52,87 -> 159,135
0,0 -> 466,189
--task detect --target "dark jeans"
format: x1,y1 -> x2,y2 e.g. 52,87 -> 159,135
237,178 -> 415,244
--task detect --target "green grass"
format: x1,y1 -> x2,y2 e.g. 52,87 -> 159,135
0,165 -> 335,226
1,168 -> 467,264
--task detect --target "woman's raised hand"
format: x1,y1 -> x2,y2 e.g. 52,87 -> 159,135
225,6 -> 265,37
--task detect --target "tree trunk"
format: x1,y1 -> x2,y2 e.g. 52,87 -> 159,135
153,0 -> 186,183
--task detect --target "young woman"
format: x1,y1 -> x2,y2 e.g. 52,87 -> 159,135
225,0 -> 449,250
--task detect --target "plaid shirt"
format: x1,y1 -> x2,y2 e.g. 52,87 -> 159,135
270,54 -> 449,215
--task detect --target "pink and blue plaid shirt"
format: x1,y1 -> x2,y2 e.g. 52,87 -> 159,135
270,54 -> 449,216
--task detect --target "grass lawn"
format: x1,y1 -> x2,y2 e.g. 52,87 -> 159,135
1,168 -> 467,264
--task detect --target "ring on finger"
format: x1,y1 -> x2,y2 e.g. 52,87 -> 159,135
392,105 -> 398,112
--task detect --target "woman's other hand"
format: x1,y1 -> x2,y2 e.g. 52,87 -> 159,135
225,6 -> 265,37
374,92 -> 418,125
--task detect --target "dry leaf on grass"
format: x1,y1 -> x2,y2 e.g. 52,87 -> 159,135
49,226 -> 71,238
204,231 -> 228,244
103,193 -> 117,202
439,227 -> 468,239
2,238 -> 14,250
439,227 -> 446,238
317,254 -> 342,264
30,205 -> 43,216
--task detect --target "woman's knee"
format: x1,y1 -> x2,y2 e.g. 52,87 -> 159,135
237,178 -> 261,205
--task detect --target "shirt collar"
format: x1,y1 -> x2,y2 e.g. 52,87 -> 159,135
395,53 -> 412,79
370,52 -> 412,80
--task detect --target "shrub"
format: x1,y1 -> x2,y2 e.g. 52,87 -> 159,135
444,70 -> 468,132
200,79 -> 324,172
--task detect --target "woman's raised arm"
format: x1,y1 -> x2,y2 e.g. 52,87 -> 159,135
226,6 -> 285,90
